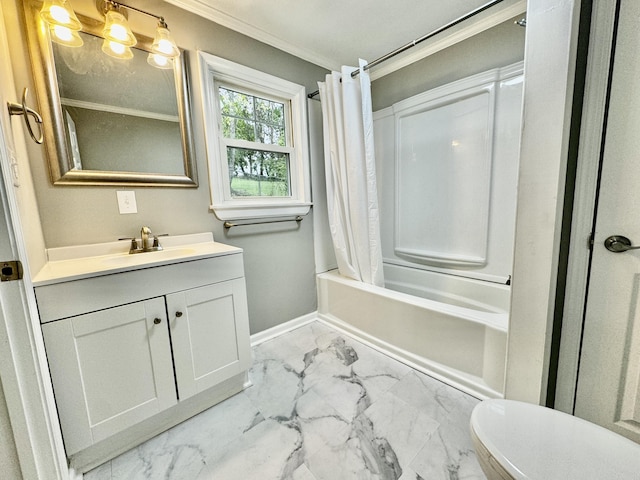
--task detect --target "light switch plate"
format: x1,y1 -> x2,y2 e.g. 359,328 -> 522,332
116,191 -> 137,214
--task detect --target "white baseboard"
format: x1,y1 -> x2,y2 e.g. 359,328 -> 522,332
250,312 -> 318,346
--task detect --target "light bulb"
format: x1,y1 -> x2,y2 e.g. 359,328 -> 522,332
40,0 -> 82,31
109,42 -> 125,55
101,39 -> 133,59
54,24 -> 72,40
147,52 -> 173,69
151,23 -> 179,58
51,25 -> 84,47
102,10 -> 136,47
49,5 -> 70,24
109,23 -> 128,42
157,39 -> 173,55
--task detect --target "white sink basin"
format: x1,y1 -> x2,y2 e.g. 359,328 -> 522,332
33,233 -> 244,286
101,248 -> 198,266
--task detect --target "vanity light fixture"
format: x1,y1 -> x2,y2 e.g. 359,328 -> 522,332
40,0 -> 180,67
40,0 -> 83,47
100,0 -> 180,64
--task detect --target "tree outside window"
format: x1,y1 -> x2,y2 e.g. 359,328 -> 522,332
219,87 -> 290,198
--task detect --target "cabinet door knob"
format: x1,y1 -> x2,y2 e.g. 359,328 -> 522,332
153,318 -> 162,325
175,311 -> 183,318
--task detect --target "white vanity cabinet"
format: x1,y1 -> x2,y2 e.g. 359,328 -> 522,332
41,298 -> 178,455
167,279 -> 249,399
34,249 -> 251,467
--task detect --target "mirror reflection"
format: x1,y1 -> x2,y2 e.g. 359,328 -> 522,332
25,5 -> 197,187
54,32 -> 184,175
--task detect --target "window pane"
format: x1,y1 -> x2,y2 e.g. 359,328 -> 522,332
255,123 -> 285,146
222,117 -> 256,142
219,88 -> 253,119
219,87 -> 285,145
255,97 -> 285,126
227,147 -> 290,197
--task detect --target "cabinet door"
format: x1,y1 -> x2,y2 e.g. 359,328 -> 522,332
42,298 -> 177,455
167,278 -> 251,400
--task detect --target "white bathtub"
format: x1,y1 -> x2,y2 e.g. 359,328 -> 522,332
316,267 -> 509,399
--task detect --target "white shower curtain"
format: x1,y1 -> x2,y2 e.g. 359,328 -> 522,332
318,59 -> 384,287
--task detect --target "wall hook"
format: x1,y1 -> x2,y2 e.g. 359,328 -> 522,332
7,88 -> 44,144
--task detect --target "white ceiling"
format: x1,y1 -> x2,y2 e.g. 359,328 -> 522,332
165,0 -> 526,79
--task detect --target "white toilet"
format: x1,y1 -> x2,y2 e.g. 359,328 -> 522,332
470,399 -> 640,479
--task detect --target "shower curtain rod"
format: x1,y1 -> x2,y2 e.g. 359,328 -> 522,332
307,0 -> 505,99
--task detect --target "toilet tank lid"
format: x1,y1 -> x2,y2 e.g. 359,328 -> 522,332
470,399 -> 640,480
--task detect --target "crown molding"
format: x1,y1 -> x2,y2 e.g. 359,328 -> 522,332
165,0 -> 526,78
163,0 -> 340,70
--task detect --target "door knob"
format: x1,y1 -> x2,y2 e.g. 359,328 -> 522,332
604,235 -> 640,253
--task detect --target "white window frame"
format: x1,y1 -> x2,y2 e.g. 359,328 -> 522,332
198,51 -> 311,220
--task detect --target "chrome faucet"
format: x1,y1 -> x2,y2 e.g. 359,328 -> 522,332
121,226 -> 165,254
141,226 -> 153,251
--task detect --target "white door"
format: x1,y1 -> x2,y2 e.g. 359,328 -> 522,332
168,279 -> 251,400
0,143 -> 35,479
574,0 -> 640,443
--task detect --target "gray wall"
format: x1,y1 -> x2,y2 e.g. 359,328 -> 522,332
371,16 -> 526,111
11,0 -> 328,334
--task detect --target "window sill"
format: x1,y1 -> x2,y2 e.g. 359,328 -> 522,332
210,202 -> 312,221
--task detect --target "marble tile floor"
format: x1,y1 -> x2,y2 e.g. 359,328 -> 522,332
84,321 -> 486,480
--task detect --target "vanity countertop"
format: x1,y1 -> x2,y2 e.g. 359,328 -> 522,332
32,233 -> 241,286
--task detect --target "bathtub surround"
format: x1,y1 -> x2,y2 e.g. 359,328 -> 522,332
318,60 -> 384,287
83,321 -> 483,480
375,62 -> 523,285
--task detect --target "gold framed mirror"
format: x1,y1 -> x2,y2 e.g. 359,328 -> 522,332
23,1 -> 197,187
